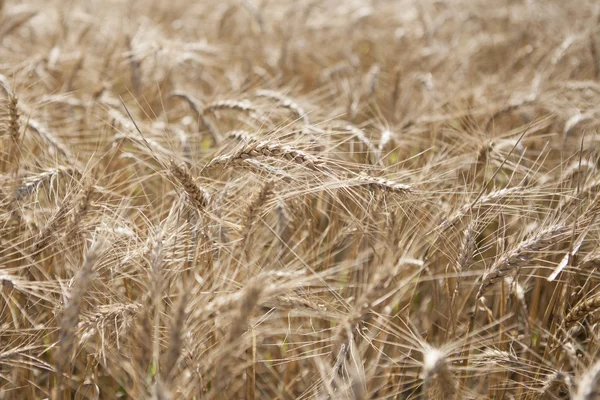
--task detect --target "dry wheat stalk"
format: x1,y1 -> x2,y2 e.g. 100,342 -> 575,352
2,2 -> 600,399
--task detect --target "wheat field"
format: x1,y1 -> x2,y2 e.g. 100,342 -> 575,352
1,0 -> 600,399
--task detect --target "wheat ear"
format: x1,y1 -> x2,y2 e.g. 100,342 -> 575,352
204,140 -> 331,172
565,292 -> 600,327
477,224 -> 570,299
255,89 -> 309,125
56,239 -> 105,392
169,160 -> 211,212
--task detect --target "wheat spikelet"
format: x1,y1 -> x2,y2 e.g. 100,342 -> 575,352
255,89 -> 309,125
25,117 -> 77,165
65,184 -> 95,241
32,195 -> 75,255
4,93 -> 21,187
202,99 -> 256,116
204,140 -> 331,172
162,287 -> 188,386
77,303 -> 141,336
351,174 -> 413,194
329,122 -> 378,159
477,224 -> 570,299
438,186 -> 525,232
365,64 -> 380,98
15,166 -> 80,199
240,180 -> 274,241
565,292 -> 600,327
226,129 -> 254,143
7,93 -> 19,143
56,239 -> 105,391
169,160 -> 211,212
456,221 -> 477,274
471,348 -> 520,368
229,280 -> 263,341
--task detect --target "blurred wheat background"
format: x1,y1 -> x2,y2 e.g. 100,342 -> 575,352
1,0 -> 600,399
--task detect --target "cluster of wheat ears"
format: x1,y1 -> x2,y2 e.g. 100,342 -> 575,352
1,0 -> 600,399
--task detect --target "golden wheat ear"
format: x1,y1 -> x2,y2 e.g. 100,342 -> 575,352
55,238 -> 105,395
